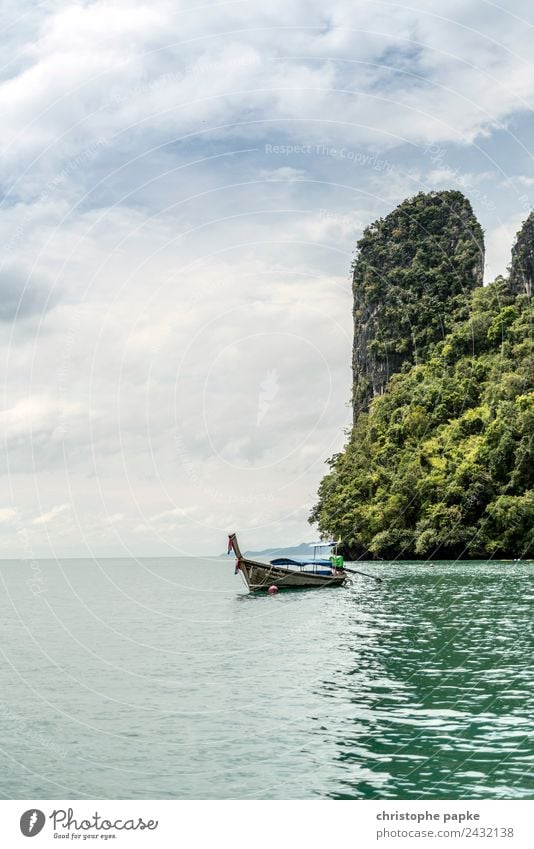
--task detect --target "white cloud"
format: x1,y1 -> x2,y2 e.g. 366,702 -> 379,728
2,0 -> 534,185
32,502 -> 71,526
485,213 -> 526,281
0,508 -> 18,524
0,396 -> 83,441
150,506 -> 200,522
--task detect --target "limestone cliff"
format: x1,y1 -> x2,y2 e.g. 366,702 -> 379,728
510,211 -> 534,297
352,191 -> 484,419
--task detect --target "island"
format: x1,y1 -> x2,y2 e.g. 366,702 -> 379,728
310,191 -> 533,561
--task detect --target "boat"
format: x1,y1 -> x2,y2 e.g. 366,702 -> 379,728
227,532 -> 347,592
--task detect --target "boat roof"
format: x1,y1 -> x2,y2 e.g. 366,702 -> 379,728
308,540 -> 335,547
271,557 -> 333,567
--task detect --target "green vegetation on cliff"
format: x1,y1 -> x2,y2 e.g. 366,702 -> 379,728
311,196 -> 534,560
352,191 -> 484,416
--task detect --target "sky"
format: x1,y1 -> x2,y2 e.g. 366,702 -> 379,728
0,0 -> 533,557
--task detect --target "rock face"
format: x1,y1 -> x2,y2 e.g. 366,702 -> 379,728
352,191 -> 484,419
510,211 -> 534,297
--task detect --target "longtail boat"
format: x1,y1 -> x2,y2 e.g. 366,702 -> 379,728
228,532 -> 347,592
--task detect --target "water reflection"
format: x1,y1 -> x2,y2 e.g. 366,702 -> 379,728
317,564 -> 534,799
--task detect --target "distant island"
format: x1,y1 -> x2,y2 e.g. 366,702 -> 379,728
310,191 -> 533,560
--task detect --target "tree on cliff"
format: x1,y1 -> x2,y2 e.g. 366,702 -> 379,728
352,191 -> 484,418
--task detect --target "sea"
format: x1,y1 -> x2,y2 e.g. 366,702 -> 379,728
0,557 -> 532,800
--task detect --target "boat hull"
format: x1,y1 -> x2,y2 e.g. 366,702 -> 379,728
237,557 -> 346,591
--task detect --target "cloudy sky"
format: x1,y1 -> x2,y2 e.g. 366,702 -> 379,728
1,0 -> 533,557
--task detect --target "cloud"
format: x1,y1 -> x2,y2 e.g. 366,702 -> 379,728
2,0 -> 534,187
485,214 -> 526,280
0,508 -> 18,524
104,512 -> 124,525
0,396 -> 84,441
150,506 -> 200,522
32,502 -> 71,526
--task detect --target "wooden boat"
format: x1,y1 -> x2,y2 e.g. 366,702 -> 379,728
228,532 -> 347,592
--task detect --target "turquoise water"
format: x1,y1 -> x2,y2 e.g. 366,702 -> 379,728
0,557 -> 532,799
